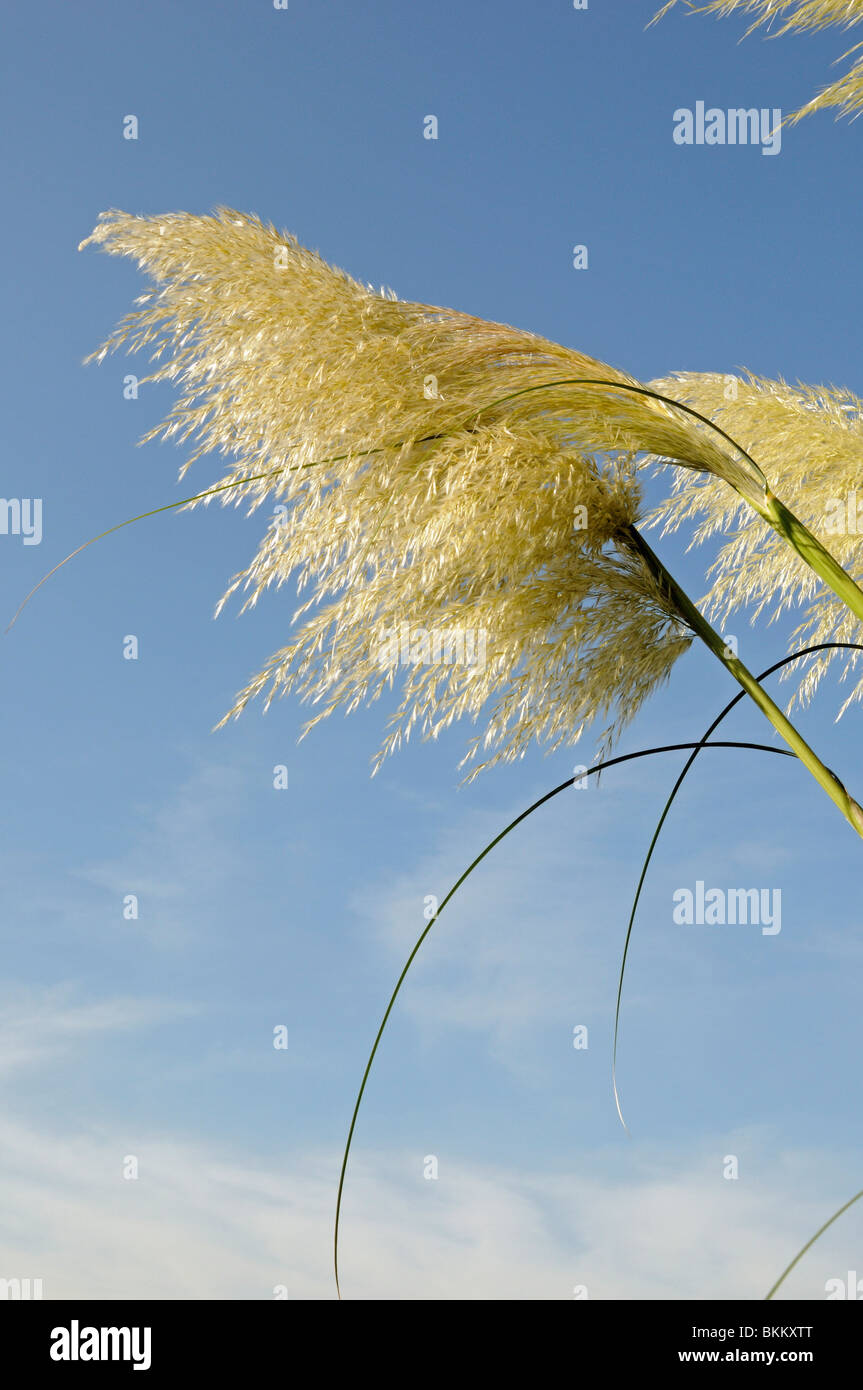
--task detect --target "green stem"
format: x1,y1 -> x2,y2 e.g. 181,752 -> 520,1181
756,490 -> 863,625
766,1187 -> 863,1300
333,737 -> 795,1299
625,524 -> 863,840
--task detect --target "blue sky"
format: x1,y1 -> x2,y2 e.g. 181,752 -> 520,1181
2,0 -> 863,1299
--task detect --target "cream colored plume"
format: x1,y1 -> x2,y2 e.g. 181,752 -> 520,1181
79,209 -> 744,775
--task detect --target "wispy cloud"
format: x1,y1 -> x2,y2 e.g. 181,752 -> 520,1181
351,787 -> 623,1064
74,758 -> 251,949
0,1114 -> 858,1299
0,985 -> 197,1082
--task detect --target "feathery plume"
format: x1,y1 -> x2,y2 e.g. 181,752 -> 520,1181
80,209 -> 717,777
653,1 -> 863,123
77,211 -> 863,834
648,370 -> 863,713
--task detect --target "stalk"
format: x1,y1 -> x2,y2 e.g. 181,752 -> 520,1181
756,489 -> 863,625
624,524 -> 863,840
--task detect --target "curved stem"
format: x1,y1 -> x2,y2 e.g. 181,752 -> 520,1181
767,1187 -> 863,1301
333,737 -> 794,1299
480,382 -> 863,624
613,641 -> 863,1132
462,377 -> 768,495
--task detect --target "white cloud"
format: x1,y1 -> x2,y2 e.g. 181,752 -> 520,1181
0,1114 -> 858,1300
0,982 -> 856,1303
